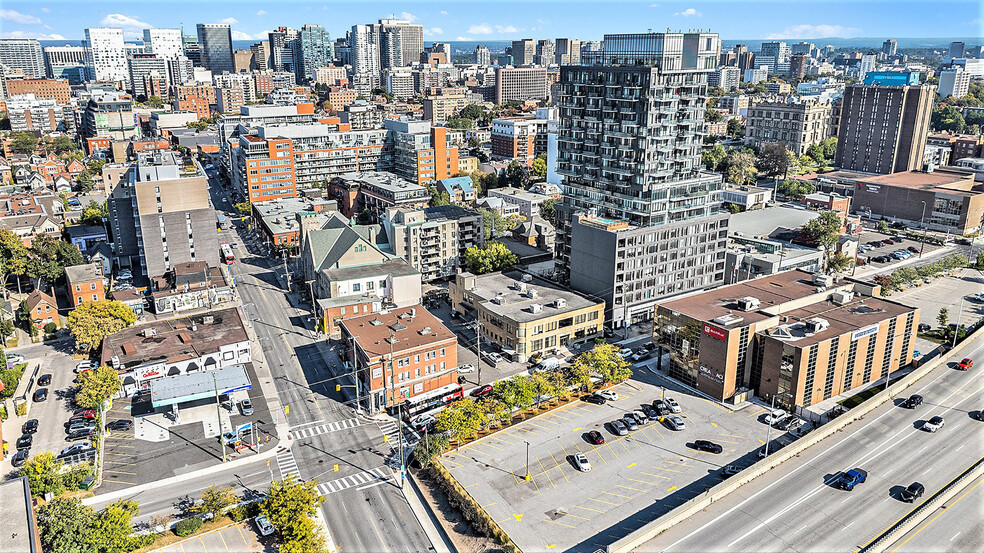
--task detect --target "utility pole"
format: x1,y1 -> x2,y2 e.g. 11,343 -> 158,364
283,250 -> 291,292
763,394 -> 777,459
918,201 -> 927,258
388,331 -> 395,413
398,402 -> 405,488
213,372 -> 226,464
952,297 -> 964,348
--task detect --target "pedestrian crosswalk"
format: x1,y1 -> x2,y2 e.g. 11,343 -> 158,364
378,419 -> 419,469
316,466 -> 392,495
276,449 -> 301,480
289,417 -> 364,440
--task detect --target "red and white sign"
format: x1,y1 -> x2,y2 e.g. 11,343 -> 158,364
139,367 -> 162,380
703,324 -> 727,341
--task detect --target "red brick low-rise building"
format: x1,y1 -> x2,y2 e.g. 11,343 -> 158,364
65,264 -> 105,307
24,289 -> 58,330
340,305 -> 458,414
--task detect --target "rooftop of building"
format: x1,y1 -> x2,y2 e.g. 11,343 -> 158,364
0,477 -> 39,553
65,263 -> 101,283
323,257 -> 419,281
336,171 -> 426,194
854,168 -> 977,193
253,197 -> 339,235
457,269 -> 604,323
489,187 -> 552,202
149,364 -> 250,407
341,305 -> 456,358
317,293 -> 383,310
729,205 -> 820,239
762,294 -> 914,347
99,307 -> 247,369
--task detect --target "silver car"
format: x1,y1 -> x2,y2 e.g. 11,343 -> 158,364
611,419 -> 628,436
574,453 -> 591,472
666,416 -> 685,430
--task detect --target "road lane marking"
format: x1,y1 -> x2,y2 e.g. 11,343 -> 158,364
950,532 -> 961,541
888,477 -> 983,553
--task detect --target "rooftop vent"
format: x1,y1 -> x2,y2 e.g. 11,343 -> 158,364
813,274 -> 834,287
202,315 -> 214,324
142,328 -> 157,337
526,289 -> 538,299
831,290 -> 854,306
521,273 -> 533,283
555,298 -> 567,308
736,296 -> 760,311
529,303 -> 543,314
419,326 -> 432,335
491,293 -> 504,305
804,318 -> 829,334
369,318 -> 383,326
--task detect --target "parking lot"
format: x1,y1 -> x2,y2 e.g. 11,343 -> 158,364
891,267 -> 984,352
151,521 -> 272,553
440,366 -> 797,552
99,363 -> 274,494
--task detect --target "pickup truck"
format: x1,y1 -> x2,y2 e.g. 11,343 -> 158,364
835,468 -> 868,491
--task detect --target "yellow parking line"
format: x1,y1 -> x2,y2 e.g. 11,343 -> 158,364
572,426 -> 582,432
105,478 -> 138,485
564,512 -> 591,521
747,407 -> 767,417
464,483 -> 480,488
715,438 -> 740,445
551,412 -> 574,421
667,486 -> 677,492
618,437 -> 631,454
702,398 -> 734,412
480,441 -> 506,451
549,451 -> 571,483
616,484 -> 644,493
527,421 -> 553,431
587,497 -> 619,506
537,457 -> 556,489
482,502 -> 498,508
665,460 -> 693,468
650,466 -> 683,473
217,526 -> 230,549
495,435 -> 517,445
104,469 -> 137,475
629,476 -> 665,485
721,433 -> 750,439
641,472 -> 671,480
601,490 -> 632,500
574,504 -> 605,513
545,519 -> 576,529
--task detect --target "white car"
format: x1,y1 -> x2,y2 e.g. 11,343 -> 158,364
486,352 -> 504,364
596,389 -> 619,402
5,353 -> 24,364
74,361 -> 94,374
254,515 -> 275,536
618,348 -> 633,358
665,398 -> 682,413
666,415 -> 686,430
922,416 -> 944,433
764,409 -> 788,425
573,453 -> 591,472
410,414 -> 435,431
457,364 -> 475,373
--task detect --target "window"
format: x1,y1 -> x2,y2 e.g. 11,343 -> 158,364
353,283 -> 361,292
90,283 -> 97,290
75,285 -> 81,292
440,348 -> 445,357
92,294 -> 97,301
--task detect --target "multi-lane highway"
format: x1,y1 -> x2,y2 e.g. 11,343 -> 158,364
638,336 -> 984,553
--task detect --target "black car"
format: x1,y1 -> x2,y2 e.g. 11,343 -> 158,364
693,440 -> 723,454
16,433 -> 33,450
67,421 -> 96,434
11,449 -> 29,467
587,430 -> 605,445
721,465 -> 741,478
22,419 -> 39,434
66,428 -> 95,441
106,420 -> 132,432
585,394 -> 607,405
652,400 -> 671,416
900,482 -> 925,503
33,388 -> 48,402
901,394 -> 923,409
38,374 -> 51,386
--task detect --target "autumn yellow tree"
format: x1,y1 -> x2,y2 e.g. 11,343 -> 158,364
67,300 -> 137,352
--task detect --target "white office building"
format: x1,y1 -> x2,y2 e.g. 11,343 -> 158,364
143,29 -> 184,60
938,67 -> 971,99
85,28 -> 128,83
0,38 -> 46,78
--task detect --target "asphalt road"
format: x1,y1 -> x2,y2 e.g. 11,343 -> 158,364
889,473 -> 984,553
211,178 -> 432,553
637,335 -> 984,553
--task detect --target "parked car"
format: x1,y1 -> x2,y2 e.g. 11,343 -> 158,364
957,358 -> 974,370
630,410 -> 649,425
60,442 -> 93,457
75,361 -> 94,374
922,416 -> 944,432
835,468 -> 868,491
410,414 -> 436,431
665,398 -> 681,413
610,419 -> 628,436
971,293 -> 984,303
917,323 -> 931,332
16,434 -> 33,450
72,409 -> 96,419
486,352 -> 504,364
587,430 -> 605,445
907,246 -> 920,253
777,416 -> 804,431
764,409 -> 788,425
254,515 -> 275,537
721,465 -> 742,478
11,449 -> 29,467
652,400 -> 671,416
573,453 -> 591,472
758,441 -> 784,457
585,393 -> 607,405
239,399 -> 254,416
106,420 -> 132,432
642,405 -> 660,420
470,384 -> 493,398
666,416 -> 685,430
22,419 -> 38,434
631,349 -> 651,362
33,388 -> 48,402
596,389 -> 619,402
66,421 -> 96,434
899,482 -> 925,503
901,394 -> 923,409
37,373 -> 51,386
65,428 -> 95,441
6,353 -> 24,364
693,440 -> 723,453
457,363 -> 475,373
622,415 -> 639,431
618,348 -> 633,358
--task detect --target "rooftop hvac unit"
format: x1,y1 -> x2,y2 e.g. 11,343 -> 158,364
142,328 -> 157,337
736,296 -> 760,311
527,289 -> 538,299
419,326 -> 432,335
529,303 -> 543,314
521,273 -> 533,282
813,274 -> 834,287
831,290 -> 854,305
804,318 -> 829,334
555,298 -> 568,308
491,294 -> 504,305
202,315 -> 214,324
516,282 -> 527,292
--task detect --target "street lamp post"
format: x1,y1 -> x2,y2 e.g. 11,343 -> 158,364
213,372 -> 226,464
524,440 -> 531,481
918,201 -> 927,258
763,394 -> 777,458
952,297 -> 964,349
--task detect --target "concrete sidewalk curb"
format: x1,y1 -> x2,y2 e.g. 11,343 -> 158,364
82,440 -> 289,507
312,503 -> 339,553
403,472 -> 455,553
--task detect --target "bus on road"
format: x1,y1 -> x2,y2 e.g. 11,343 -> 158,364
220,243 -> 235,264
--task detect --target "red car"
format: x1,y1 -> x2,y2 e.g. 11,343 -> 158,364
907,246 -> 920,253
470,384 -> 493,398
587,430 -> 605,445
72,409 -> 96,419
957,358 -> 974,370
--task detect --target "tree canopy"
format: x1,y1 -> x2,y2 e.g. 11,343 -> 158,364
504,161 -> 530,189
724,151 -> 758,185
79,200 -> 109,226
476,208 -> 517,240
67,300 -> 138,353
532,155 -> 547,178
464,242 -> 518,274
757,143 -> 795,179
777,178 -> 815,200
539,198 -> 556,223
702,144 -> 727,171
9,132 -> 39,154
434,397 -> 488,441
75,365 -> 122,409
260,475 -> 328,553
803,211 -> 842,269
28,234 -> 84,287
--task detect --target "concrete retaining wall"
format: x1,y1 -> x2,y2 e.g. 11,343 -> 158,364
608,326 -> 983,553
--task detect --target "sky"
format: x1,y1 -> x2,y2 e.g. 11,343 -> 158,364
0,0 -> 979,43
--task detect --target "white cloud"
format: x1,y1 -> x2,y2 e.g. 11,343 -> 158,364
218,17 -> 238,25
2,30 -> 65,40
0,9 -> 42,24
100,13 -> 152,30
455,36 -> 473,41
41,7 -> 51,13
424,27 -> 444,36
440,10 -> 448,15
674,8 -> 701,17
468,24 -> 493,35
232,30 -> 253,40
649,3 -> 659,7
495,25 -> 519,33
256,10 -> 267,16
400,11 -> 418,22
764,24 -> 860,39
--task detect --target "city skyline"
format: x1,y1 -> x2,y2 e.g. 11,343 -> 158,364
1,0 -> 978,43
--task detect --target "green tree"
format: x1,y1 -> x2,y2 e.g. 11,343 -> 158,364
803,211 -> 842,267
458,104 -> 485,120
234,201 -> 252,216
76,365 -> 122,409
0,228 -> 31,286
260,475 -> 328,553
820,137 -> 837,160
146,95 -> 164,108
79,200 -> 109,226
476,208 -> 516,240
890,266 -> 919,288
528,371 -> 556,407
20,451 -> 65,496
876,220 -> 890,233
426,185 -> 451,207
724,151 -> 757,185
705,108 -> 724,123
531,154 -> 547,178
539,198 -> 556,223
826,252 -> 854,273
480,171 -> 500,192
9,132 -> 38,154
446,117 -> 475,129
726,118 -> 743,138
463,242 -> 518,274
702,144 -> 727,171
37,496 -> 97,553
52,135 -> 79,153
412,432 -> 450,468
92,499 -> 143,553
937,307 -> 949,329
75,171 -> 94,193
577,343 -> 632,384
975,251 -> 984,269
931,104 -> 966,133
189,485 -> 237,520
806,143 -> 825,165
67,300 -> 138,353
757,142 -> 795,179
435,397 -> 489,441
722,202 -> 741,214
86,158 -> 107,174
777,178 -> 815,200
28,234 -> 84,287
504,161 -> 530,188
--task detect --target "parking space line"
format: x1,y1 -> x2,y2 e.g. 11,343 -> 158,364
217,526 -> 230,550
463,482 -> 479,488
527,421 -> 553,431
551,413 -> 574,422
629,476 -> 666,484
545,519 -> 576,529
564,512 -> 591,521
494,435 -> 518,445
601,490 -> 632,499
481,502 -> 497,508
617,438 -> 632,454
665,460 -> 693,468
639,426 -> 660,442
702,398 -> 734,413
103,469 -> 137,475
572,426 -> 582,432
479,441 -> 506,451
649,466 -> 682,473
548,451 -> 571,483
747,407 -> 766,417
616,484 -> 644,493
536,457 -> 556,489
573,504 -> 604,513
105,478 -> 138,485
667,486 -> 677,492
715,438 -> 741,445
587,497 -> 619,506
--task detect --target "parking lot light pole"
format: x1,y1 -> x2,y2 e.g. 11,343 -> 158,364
524,440 -> 531,481
475,320 -> 482,386
952,297 -> 964,349
918,201 -> 927,258
763,394 -> 776,459
214,372 -> 226,464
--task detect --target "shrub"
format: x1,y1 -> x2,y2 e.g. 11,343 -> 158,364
61,463 -> 94,491
16,401 -> 27,416
227,502 -> 259,522
174,516 -> 203,537
43,322 -> 57,335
